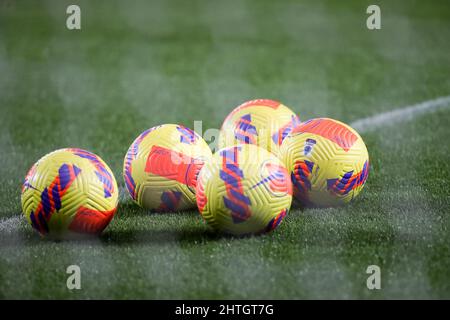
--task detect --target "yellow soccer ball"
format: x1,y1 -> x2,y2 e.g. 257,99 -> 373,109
218,99 -> 301,157
281,118 -> 369,207
123,124 -> 212,211
21,148 -> 118,238
196,144 -> 292,235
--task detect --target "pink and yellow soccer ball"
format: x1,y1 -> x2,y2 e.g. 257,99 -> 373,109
21,148 -> 119,238
218,99 -> 301,158
123,124 -> 212,212
196,144 -> 292,235
281,118 -> 369,207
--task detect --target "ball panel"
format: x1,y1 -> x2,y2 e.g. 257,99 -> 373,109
265,208 -> 288,233
21,149 -> 118,237
123,127 -> 158,200
281,118 -> 369,207
138,178 -> 195,212
196,144 -> 292,235
68,206 -> 117,234
124,124 -> 212,211
219,99 -> 300,157
68,148 -> 117,199
291,118 -> 361,151
220,99 -> 282,129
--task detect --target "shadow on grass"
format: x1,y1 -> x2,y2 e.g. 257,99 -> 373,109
99,227 -> 229,246
115,202 -> 202,218
0,199 -> 399,248
0,208 -> 251,247
0,223 -> 239,247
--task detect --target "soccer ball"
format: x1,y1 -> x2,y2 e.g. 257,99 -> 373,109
196,144 -> 292,235
21,148 -> 118,238
123,124 -> 212,211
281,118 -> 369,207
218,99 -> 301,158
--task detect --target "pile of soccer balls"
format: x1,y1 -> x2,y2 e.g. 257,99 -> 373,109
21,99 -> 369,238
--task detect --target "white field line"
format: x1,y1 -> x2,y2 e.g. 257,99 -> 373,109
351,95 -> 450,133
1,95 -> 450,230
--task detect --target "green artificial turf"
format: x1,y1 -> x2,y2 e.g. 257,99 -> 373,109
0,0 -> 449,299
